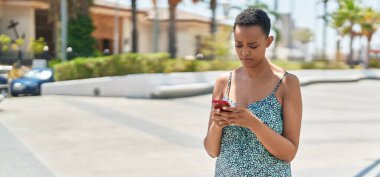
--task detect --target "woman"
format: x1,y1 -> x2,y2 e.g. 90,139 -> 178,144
203,8 -> 303,176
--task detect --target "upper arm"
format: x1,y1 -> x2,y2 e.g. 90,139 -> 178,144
207,73 -> 229,132
282,74 -> 303,150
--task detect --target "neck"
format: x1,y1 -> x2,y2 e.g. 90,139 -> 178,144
242,57 -> 272,80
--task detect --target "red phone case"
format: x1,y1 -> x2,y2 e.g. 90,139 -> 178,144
212,99 -> 231,108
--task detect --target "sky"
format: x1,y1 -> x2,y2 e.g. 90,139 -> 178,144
109,0 -> 380,58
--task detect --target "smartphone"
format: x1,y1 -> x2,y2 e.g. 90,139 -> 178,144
212,99 -> 231,109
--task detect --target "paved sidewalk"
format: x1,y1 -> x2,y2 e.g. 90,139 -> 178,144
0,80 -> 379,176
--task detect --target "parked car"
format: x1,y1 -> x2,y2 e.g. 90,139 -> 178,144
0,76 -> 7,95
0,76 -> 6,85
0,65 -> 12,95
10,68 -> 54,97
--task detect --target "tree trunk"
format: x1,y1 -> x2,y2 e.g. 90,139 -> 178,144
348,31 -> 354,67
336,37 -> 341,61
321,0 -> 328,60
272,0 -> 278,60
367,36 -> 372,68
209,0 -> 217,59
152,2 -> 160,52
210,0 -> 217,35
131,0 -> 138,53
168,5 -> 177,58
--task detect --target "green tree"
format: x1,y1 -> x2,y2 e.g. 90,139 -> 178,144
0,34 -> 12,52
331,0 -> 362,66
358,7 -> 380,66
199,27 -> 232,59
47,0 -> 94,58
29,37 -> 47,56
68,15 -> 97,58
245,1 -> 282,59
330,12 -> 345,61
167,0 -> 200,58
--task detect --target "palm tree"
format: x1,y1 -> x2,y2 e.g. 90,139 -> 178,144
358,7 -> 380,67
167,0 -> 200,58
246,0 -> 281,59
330,15 -> 345,61
331,0 -> 362,67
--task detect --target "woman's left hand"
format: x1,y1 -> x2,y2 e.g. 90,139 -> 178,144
217,106 -> 261,129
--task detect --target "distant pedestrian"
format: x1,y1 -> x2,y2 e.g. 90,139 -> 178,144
203,8 -> 303,176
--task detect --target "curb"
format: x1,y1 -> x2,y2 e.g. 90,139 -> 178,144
151,70 -> 380,99
40,69 -> 380,99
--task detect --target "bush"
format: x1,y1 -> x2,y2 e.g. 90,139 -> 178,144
54,53 -> 171,81
52,53 -> 355,81
48,59 -> 62,68
271,60 -> 303,70
369,59 -> 380,68
301,60 -> 349,70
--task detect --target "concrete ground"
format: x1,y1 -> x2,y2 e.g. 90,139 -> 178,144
0,80 -> 379,177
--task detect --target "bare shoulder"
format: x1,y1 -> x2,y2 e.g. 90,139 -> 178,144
283,73 -> 300,88
282,73 -> 301,97
212,72 -> 231,99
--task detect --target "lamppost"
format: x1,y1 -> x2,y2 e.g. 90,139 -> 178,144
113,0 -> 120,54
66,47 -> 73,59
42,45 -> 50,60
61,0 -> 68,61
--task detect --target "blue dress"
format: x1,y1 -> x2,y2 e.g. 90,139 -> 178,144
215,71 -> 291,177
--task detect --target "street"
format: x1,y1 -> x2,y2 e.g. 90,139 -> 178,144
0,80 -> 379,177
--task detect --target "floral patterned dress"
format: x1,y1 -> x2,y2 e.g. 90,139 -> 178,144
215,71 -> 291,177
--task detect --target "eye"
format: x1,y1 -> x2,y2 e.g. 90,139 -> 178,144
250,45 -> 258,49
235,45 -> 243,48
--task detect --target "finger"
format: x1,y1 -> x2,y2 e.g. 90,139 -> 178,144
226,117 -> 239,123
228,120 -> 237,125
220,122 -> 230,127
212,108 -> 221,115
214,115 -> 230,122
215,113 -> 231,120
221,106 -> 240,112
218,120 -> 230,126
217,111 -> 237,118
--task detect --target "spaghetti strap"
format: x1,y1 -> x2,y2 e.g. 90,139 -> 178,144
273,71 -> 289,94
224,71 -> 232,99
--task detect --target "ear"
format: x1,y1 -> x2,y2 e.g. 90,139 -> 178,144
266,36 -> 274,48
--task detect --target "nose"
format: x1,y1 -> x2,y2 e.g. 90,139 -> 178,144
241,47 -> 251,57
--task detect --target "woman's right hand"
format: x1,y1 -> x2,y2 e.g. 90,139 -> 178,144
211,104 -> 230,129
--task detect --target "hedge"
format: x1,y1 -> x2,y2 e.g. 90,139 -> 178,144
51,53 -> 352,81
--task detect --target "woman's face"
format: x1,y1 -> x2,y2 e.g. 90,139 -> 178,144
234,25 -> 273,67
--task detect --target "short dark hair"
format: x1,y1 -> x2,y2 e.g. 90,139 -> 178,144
233,8 -> 271,36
